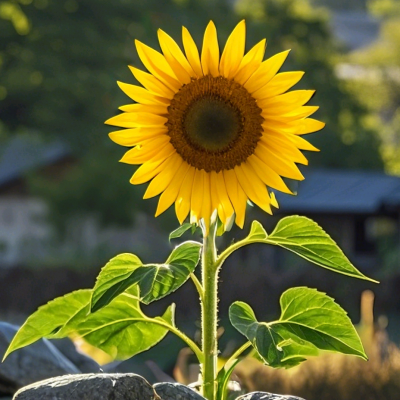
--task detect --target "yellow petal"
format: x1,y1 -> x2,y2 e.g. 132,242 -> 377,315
109,127 -> 167,146
223,169 -> 247,228
258,90 -> 315,114
155,161 -> 190,216
130,156 -> 169,185
190,169 -> 204,224
234,39 -> 266,85
270,191 -> 279,209
234,164 -> 272,214
175,166 -> 196,224
158,29 -> 195,84
117,81 -> 169,105
120,137 -> 173,164
128,66 -> 175,98
201,21 -> 219,77
213,171 -> 234,225
255,141 -> 304,180
263,110 -> 319,124
261,134 -> 308,165
144,154 -> 183,199
282,105 -> 320,120
200,171 -> 212,233
244,50 -> 290,94
210,171 -> 225,225
247,154 -> 292,194
220,20 -> 246,79
135,40 -> 181,92
182,26 -> 203,77
119,103 -> 168,115
253,71 -> 304,100
270,131 -> 319,151
294,118 -> 325,135
105,112 -> 168,128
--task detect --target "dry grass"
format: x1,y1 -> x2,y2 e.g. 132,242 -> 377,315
235,345 -> 400,400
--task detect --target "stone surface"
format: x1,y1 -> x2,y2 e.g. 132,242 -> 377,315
153,382 -> 206,399
236,392 -> 305,400
0,322 -> 80,393
12,373 -> 158,400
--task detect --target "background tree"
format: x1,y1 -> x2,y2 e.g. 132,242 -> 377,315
343,0 -> 400,174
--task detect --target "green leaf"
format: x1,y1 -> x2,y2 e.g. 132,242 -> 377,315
79,287 -> 175,360
169,223 -> 195,240
132,241 -> 202,304
92,241 -> 202,310
246,217 -> 376,282
91,253 -> 143,312
3,289 -> 91,360
4,285 -> 175,361
229,287 -> 367,369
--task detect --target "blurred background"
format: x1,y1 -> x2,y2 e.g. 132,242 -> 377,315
1,0 -> 400,398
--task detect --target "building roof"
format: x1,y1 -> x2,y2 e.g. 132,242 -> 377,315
275,169 -> 400,214
0,135 -> 70,187
330,11 -> 380,50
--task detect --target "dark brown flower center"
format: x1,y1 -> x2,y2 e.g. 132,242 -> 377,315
166,75 -> 263,172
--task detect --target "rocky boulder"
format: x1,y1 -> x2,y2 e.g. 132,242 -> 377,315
12,373 -> 157,400
236,392 -> 305,400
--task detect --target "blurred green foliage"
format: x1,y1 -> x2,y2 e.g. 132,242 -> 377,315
344,0 -> 400,174
0,0 -> 385,230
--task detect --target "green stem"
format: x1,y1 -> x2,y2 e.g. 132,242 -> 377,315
216,239 -> 248,269
141,317 -> 204,363
224,341 -> 251,367
201,218 -> 219,400
216,236 -> 269,269
190,272 -> 205,303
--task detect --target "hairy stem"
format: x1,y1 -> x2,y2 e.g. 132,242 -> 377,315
201,218 -> 218,400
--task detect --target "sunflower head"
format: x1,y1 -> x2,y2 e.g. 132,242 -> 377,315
106,20 -> 325,231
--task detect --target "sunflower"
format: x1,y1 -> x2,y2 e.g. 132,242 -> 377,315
106,20 -> 324,230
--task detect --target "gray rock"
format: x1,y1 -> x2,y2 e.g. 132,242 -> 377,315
236,392 -> 305,400
12,373 -> 158,400
51,338 -> 100,373
153,382 -> 206,399
0,322 -> 80,392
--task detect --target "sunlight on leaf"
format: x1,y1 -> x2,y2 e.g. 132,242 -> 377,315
229,287 -> 367,369
244,216 -> 377,282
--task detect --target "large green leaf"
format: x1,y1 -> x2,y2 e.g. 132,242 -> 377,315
91,253 -> 143,312
229,287 -> 367,369
3,289 -> 91,360
132,241 -> 201,304
244,216 -> 376,281
4,285 -> 175,361
92,241 -> 201,310
78,286 -> 175,360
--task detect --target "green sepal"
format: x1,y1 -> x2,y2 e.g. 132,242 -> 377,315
244,216 -> 377,282
216,213 -> 235,236
169,223 -> 196,240
229,287 -> 367,369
